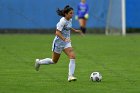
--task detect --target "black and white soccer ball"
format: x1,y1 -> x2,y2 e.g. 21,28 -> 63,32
90,72 -> 102,82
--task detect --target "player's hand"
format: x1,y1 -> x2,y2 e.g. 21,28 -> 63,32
76,30 -> 85,36
64,38 -> 71,42
84,14 -> 89,19
75,15 -> 78,20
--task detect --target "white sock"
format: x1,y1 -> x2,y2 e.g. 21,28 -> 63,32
68,59 -> 75,76
38,58 -> 54,65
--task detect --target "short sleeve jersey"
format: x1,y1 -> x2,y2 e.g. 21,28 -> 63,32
53,17 -> 72,47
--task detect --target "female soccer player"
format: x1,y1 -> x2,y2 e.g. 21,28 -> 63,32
35,5 -> 83,82
75,0 -> 89,34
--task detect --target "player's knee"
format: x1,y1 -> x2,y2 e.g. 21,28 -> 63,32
52,59 -> 58,64
69,54 -> 76,59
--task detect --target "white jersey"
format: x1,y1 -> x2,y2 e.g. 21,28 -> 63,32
57,17 -> 72,38
53,17 -> 72,47
52,17 -> 72,54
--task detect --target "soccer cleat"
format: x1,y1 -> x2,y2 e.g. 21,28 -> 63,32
35,59 -> 40,71
68,75 -> 77,82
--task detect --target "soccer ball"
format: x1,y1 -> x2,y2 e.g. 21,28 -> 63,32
90,72 -> 102,82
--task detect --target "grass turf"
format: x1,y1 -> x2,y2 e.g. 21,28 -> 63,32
0,34 -> 140,93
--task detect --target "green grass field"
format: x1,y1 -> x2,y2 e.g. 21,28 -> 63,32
0,34 -> 140,93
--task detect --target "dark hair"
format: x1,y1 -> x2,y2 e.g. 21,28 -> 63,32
56,5 -> 73,17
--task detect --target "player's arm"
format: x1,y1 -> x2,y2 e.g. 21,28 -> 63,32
55,29 -> 71,42
70,28 -> 84,36
56,19 -> 71,42
70,28 -> 81,33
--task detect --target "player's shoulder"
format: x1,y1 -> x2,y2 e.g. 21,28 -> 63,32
60,17 -> 67,23
59,17 -> 72,23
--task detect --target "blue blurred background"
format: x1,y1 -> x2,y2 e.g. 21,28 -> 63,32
0,0 -> 140,30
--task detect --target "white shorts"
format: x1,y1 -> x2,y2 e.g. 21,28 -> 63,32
52,42 -> 72,54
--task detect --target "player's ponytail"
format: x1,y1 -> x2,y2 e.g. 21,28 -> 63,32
56,8 -> 65,17
56,5 -> 73,17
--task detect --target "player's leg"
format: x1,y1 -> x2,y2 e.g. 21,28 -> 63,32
79,18 -> 87,34
63,44 -> 77,82
35,42 -> 62,71
35,52 -> 60,71
37,52 -> 60,64
51,52 -> 61,63
83,19 -> 87,33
